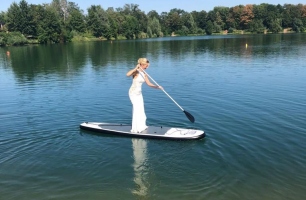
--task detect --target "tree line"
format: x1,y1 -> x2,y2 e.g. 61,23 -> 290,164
0,0 -> 305,45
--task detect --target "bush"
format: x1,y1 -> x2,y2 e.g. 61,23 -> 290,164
137,32 -> 147,39
177,26 -> 189,36
228,27 -> 234,33
0,32 -> 27,46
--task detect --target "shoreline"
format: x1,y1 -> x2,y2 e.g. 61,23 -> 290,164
0,30 -> 304,47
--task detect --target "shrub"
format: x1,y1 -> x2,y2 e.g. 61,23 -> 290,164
0,32 -> 27,46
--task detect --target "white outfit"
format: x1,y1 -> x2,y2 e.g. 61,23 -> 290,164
129,71 -> 148,133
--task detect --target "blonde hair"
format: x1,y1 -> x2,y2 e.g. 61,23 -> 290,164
138,58 -> 149,65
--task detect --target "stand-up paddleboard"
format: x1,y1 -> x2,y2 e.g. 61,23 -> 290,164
80,122 -> 205,140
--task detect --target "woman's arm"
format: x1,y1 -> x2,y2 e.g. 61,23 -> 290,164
144,74 -> 163,89
126,65 -> 139,77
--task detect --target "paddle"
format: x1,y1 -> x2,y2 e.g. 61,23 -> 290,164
138,68 -> 195,123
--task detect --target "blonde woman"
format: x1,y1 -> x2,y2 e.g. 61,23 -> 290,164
126,58 -> 162,133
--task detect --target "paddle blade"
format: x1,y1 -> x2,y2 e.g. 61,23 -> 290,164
183,110 -> 195,123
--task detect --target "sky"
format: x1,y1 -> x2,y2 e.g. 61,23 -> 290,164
0,0 -> 304,14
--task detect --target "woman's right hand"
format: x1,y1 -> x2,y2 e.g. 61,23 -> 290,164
134,64 -> 140,71
127,65 -> 140,77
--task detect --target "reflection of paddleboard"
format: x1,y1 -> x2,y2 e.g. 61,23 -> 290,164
80,122 -> 205,140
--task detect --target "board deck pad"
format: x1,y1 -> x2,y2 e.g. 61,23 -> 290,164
80,122 -> 205,140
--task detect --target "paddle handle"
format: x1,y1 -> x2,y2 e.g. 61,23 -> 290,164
139,69 -> 184,112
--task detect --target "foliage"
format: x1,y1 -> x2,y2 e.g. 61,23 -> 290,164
87,5 -> 109,38
1,1 -> 306,46
67,8 -> 86,33
0,31 -> 27,45
37,6 -> 62,43
292,18 -> 304,32
147,17 -> 161,37
121,15 -> 138,39
248,19 -> 265,33
269,18 -> 283,33
205,21 -> 213,35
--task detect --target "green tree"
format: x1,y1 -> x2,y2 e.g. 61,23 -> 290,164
87,5 -> 109,38
248,19 -> 265,33
106,16 -> 118,39
205,20 -> 213,35
269,18 -> 282,33
7,1 -> 37,37
213,7 -> 229,29
6,2 -> 21,32
147,17 -> 162,37
181,12 -> 197,34
165,10 -> 183,33
67,8 -> 86,33
19,0 -> 36,36
0,12 -> 7,31
191,10 -> 207,30
265,4 -> 282,31
292,18 -> 304,32
121,15 -> 138,39
37,6 -> 62,43
160,11 -> 170,35
147,10 -> 160,21
107,7 -> 124,36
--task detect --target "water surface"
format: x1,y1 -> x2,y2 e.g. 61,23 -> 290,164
1,34 -> 306,200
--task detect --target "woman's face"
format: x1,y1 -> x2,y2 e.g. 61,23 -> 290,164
140,63 -> 149,69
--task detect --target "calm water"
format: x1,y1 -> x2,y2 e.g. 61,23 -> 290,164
1,34 -> 306,200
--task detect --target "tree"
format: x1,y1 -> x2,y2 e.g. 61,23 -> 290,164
51,0 -> 69,22
227,5 -> 244,29
205,20 -> 213,35
6,2 -> 21,32
240,4 -> 254,29
87,5 -> 109,38
248,19 -> 265,33
37,6 -> 62,43
292,18 -> 304,32
165,10 -> 183,33
181,12 -> 197,34
191,10 -> 207,30
106,7 -> 123,36
121,15 -> 138,39
67,8 -> 86,33
0,12 -> 8,31
119,3 -> 147,34
147,17 -> 162,37
265,4 -> 282,31
213,6 -> 229,29
107,16 -> 118,39
147,10 -> 160,21
268,18 -> 282,33
160,11 -> 170,35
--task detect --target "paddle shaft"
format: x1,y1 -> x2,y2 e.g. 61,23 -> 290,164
138,69 -> 184,111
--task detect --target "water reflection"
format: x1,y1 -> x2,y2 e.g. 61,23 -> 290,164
132,139 -> 149,198
2,34 -> 306,83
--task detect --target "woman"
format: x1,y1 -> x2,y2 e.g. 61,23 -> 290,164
126,58 -> 162,133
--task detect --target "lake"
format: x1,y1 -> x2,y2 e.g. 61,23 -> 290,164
1,34 -> 306,200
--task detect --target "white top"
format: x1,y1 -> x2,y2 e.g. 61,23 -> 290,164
129,71 -> 145,96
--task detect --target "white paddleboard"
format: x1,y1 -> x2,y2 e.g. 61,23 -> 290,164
80,122 -> 205,140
